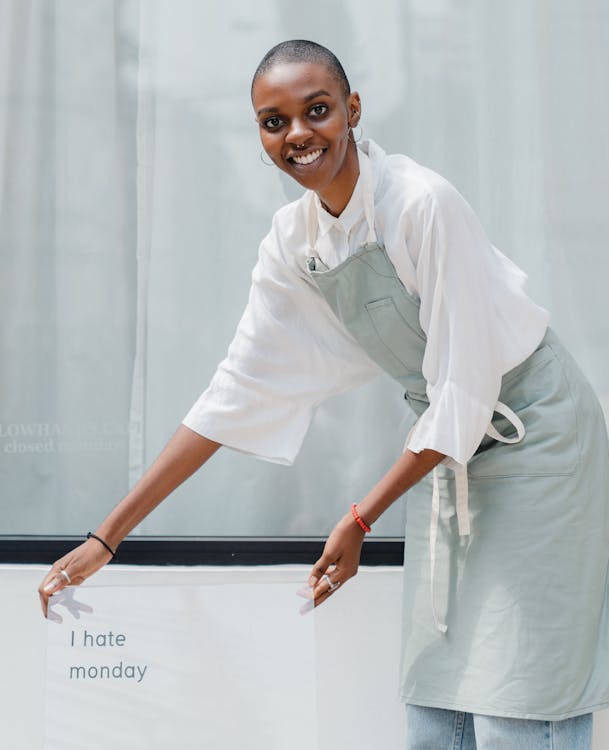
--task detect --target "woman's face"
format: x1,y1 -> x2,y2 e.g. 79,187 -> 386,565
252,61 -> 361,215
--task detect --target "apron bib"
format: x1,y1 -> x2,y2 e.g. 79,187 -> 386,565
305,158 -> 609,719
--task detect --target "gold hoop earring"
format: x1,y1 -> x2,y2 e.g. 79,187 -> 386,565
348,123 -> 363,143
260,150 -> 274,166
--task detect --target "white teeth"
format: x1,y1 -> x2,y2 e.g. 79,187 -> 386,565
292,149 -> 323,165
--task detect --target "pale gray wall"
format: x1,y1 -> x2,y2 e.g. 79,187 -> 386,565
3,566 -> 609,748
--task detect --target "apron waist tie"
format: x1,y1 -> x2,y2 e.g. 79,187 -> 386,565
407,400 -> 526,635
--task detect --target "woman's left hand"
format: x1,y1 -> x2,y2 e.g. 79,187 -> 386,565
307,512 -> 366,607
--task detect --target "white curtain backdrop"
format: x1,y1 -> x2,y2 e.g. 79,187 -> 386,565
1,0 -> 607,536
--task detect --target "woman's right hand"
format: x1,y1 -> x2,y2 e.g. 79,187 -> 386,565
38,537 -> 114,618
36,427 -> 222,619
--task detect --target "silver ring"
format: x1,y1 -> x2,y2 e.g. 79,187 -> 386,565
59,569 -> 72,585
322,574 -> 340,592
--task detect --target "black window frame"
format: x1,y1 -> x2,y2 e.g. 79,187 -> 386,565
0,536 -> 404,566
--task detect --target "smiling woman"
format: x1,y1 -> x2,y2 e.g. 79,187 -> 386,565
252,43 -> 362,216
38,38 -> 609,750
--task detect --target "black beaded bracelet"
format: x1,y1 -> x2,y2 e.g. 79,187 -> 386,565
87,532 -> 116,558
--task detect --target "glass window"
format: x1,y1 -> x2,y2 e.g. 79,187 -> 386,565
1,1 -> 607,551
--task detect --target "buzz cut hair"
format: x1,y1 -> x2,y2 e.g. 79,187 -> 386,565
251,40 -> 351,100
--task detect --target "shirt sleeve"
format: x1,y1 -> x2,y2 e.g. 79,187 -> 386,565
183,212 -> 380,465
404,180 -> 532,465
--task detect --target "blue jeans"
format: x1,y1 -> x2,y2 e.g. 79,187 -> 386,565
405,705 -> 593,749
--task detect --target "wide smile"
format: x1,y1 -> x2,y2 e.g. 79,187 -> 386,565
287,148 -> 326,167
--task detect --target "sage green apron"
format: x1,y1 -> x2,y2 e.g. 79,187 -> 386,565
306,167 -> 609,720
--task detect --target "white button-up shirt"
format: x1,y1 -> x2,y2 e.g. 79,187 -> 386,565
183,140 -> 549,466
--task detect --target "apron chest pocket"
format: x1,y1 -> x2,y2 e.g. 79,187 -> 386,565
364,296 -> 426,382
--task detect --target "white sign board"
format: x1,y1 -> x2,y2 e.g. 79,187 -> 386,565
44,584 -> 317,750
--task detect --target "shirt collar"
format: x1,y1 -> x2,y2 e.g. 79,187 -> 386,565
314,176 -> 364,238
306,139 -> 386,242
314,143 -> 381,238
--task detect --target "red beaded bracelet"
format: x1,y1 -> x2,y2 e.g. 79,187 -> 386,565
351,503 -> 372,533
